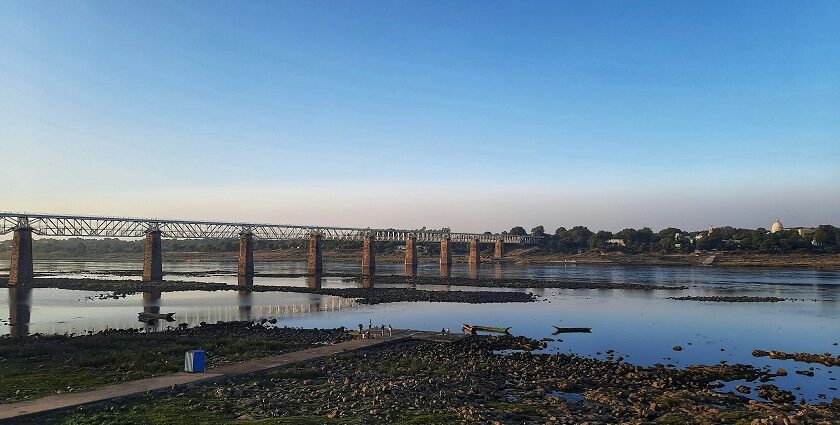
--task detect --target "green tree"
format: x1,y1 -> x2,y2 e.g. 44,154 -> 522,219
509,226 -> 527,236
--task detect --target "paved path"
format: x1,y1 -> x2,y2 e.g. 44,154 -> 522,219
0,329 -> 461,421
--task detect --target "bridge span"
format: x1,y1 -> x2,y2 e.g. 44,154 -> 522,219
1,212 -> 540,285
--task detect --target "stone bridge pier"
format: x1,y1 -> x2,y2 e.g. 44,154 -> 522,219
361,235 -> 375,275
308,233 -> 323,275
142,230 -> 163,282
405,236 -> 417,276
238,231 -> 254,286
468,238 -> 481,266
8,227 -> 33,285
494,239 -> 504,260
440,237 -> 452,277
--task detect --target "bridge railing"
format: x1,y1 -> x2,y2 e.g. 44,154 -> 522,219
0,212 -> 541,245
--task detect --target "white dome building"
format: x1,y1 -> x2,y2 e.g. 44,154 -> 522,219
771,219 -> 784,233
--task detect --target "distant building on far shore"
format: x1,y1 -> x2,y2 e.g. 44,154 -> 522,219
770,218 -> 815,237
606,238 -> 626,246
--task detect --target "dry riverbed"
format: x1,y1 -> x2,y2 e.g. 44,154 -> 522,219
28,335 -> 840,424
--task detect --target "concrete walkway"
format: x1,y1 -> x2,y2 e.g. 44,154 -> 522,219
0,329 -> 460,421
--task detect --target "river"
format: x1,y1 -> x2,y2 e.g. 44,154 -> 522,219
2,259 -> 839,402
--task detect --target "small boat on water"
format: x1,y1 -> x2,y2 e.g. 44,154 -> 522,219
552,326 -> 591,334
138,312 -> 175,323
462,324 -> 511,335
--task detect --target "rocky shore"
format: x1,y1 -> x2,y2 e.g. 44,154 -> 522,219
36,335 -> 840,424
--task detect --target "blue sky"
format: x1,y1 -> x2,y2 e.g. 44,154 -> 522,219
1,1 -> 838,232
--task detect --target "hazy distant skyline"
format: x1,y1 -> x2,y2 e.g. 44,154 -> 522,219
2,1 -> 838,233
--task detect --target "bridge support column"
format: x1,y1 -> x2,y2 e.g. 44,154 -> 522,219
405,236 -> 417,267
307,233 -> 322,275
440,237 -> 452,268
307,274 -> 322,289
238,232 -> 254,281
361,235 -> 375,275
494,239 -> 504,260
468,238 -> 480,266
8,228 -> 33,285
142,230 -> 163,282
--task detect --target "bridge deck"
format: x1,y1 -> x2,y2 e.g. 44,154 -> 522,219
0,212 -> 539,244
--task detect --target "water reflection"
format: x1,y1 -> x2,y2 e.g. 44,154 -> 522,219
494,263 -> 503,279
361,275 -> 374,288
238,288 -> 253,320
405,264 -> 417,278
142,290 -> 161,315
468,264 -> 479,279
8,287 -> 32,338
440,264 -> 451,278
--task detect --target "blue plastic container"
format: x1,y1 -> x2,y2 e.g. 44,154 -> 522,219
185,349 -> 206,373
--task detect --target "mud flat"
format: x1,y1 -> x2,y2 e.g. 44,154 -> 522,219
367,275 -> 687,291
247,285 -> 537,304
31,335 -> 840,424
668,296 -> 788,303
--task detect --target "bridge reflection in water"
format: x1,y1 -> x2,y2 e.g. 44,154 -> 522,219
167,295 -> 358,327
8,287 -> 32,338
4,287 -> 358,336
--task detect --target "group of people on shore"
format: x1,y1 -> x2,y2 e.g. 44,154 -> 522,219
357,319 -> 392,339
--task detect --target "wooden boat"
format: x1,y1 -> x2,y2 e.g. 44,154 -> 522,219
138,312 -> 175,322
552,326 -> 591,334
462,324 -> 511,335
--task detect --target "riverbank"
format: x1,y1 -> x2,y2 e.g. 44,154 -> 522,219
26,334 -> 840,424
0,322 -> 351,404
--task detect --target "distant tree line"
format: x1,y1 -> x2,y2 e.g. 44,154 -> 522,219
501,224 -> 840,254
0,225 -> 838,256
0,237 -> 454,257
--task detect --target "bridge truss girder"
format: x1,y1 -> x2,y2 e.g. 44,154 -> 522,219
0,213 -> 540,245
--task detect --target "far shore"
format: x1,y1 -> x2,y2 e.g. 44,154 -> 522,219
1,249 -> 839,270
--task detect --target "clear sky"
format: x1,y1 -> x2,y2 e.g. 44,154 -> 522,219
1,1 -> 838,233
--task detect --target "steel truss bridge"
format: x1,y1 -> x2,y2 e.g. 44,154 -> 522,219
0,212 -> 540,244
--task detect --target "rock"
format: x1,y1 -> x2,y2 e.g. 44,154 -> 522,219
776,368 -> 788,376
672,346 -> 683,351
736,385 -> 752,394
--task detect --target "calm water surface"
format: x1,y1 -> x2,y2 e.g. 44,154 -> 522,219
3,260 -> 839,402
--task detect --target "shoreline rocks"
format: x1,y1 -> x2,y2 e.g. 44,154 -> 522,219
669,296 -> 787,302
753,349 -> 840,367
